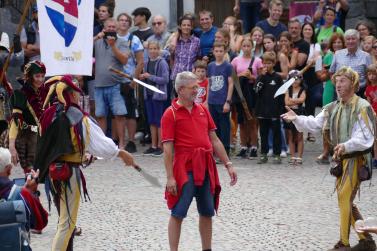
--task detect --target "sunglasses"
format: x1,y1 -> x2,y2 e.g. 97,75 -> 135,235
373,45 -> 377,49
152,22 -> 163,26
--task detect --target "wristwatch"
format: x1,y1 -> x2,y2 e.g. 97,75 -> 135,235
226,100 -> 231,105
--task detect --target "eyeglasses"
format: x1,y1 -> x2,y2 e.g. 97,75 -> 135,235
222,22 -> 234,26
152,22 -> 163,26
373,45 -> 377,49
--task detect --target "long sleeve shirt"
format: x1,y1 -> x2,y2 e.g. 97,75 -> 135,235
83,118 -> 119,159
293,111 -> 374,154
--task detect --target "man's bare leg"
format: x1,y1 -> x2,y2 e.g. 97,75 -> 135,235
168,216 -> 183,251
199,216 -> 212,250
114,115 -> 126,149
96,117 -> 107,133
125,118 -> 137,142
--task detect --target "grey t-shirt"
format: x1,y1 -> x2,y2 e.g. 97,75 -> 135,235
94,38 -> 128,88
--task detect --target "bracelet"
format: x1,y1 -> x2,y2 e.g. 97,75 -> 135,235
225,161 -> 233,168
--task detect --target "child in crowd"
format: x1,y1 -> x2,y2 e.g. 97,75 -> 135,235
254,51 -> 284,164
231,37 -> 263,159
139,41 -> 169,156
362,35 -> 376,54
284,71 -> 306,165
364,64 -> 377,167
206,42 -> 234,155
193,60 -> 209,105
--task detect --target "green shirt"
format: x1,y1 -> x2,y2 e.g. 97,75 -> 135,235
316,25 -> 344,43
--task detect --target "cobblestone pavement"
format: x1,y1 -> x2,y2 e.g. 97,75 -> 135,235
12,140 -> 377,251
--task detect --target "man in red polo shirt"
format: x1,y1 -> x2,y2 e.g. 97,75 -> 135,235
161,71 -> 237,251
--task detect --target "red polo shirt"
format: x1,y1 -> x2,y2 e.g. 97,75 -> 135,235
161,99 -> 221,211
161,98 -> 216,154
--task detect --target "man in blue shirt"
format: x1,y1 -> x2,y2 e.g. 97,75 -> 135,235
255,0 -> 287,39
194,10 -> 218,58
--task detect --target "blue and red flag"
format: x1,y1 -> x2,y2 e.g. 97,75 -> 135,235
44,0 -> 81,47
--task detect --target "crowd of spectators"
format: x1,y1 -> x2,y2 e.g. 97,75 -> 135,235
3,0 -> 377,164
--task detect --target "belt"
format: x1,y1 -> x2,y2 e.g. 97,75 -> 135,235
341,148 -> 372,160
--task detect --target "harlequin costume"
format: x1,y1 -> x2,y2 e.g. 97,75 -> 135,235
34,75 -> 121,251
292,67 -> 377,251
9,60 -> 46,174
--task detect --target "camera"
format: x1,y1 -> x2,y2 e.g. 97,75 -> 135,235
104,31 -> 117,40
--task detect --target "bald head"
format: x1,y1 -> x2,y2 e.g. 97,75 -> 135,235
151,15 -> 167,35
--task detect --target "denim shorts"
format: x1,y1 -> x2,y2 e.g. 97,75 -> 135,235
94,84 -> 127,117
171,172 -> 215,219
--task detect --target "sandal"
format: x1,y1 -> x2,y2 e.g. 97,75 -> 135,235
288,157 -> 297,165
316,155 -> 330,165
295,157 -> 303,165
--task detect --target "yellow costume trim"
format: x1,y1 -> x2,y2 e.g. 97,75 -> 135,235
8,120 -> 18,140
58,116 -> 90,163
12,108 -> 22,114
56,82 -> 68,106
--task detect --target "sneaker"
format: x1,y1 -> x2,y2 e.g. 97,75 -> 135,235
280,151 -> 287,158
267,149 -> 273,157
143,147 -> 156,155
236,148 -> 248,158
152,148 -> 163,156
125,141 -> 137,153
257,155 -> 268,164
249,148 -> 258,159
351,238 -> 376,251
272,155 -> 282,164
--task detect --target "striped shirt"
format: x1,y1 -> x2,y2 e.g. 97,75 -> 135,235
171,35 -> 201,80
330,48 -> 372,87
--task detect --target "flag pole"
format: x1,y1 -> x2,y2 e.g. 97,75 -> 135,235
0,0 -> 34,86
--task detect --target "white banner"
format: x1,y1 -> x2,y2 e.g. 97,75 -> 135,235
37,0 -> 94,76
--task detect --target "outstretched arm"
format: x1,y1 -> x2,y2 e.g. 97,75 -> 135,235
281,106 -> 326,134
84,117 -> 135,166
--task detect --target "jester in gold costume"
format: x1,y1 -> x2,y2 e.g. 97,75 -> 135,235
34,75 -> 137,251
282,67 -> 377,251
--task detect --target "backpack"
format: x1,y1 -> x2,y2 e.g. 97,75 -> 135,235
0,185 -> 30,251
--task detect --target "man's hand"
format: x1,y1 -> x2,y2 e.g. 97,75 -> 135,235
357,226 -> 377,234
25,169 -> 39,192
9,146 -> 19,165
281,106 -> 298,122
139,73 -> 151,80
333,144 -> 345,159
118,150 -> 136,166
227,166 -> 237,186
166,177 -> 177,196
107,36 -> 116,47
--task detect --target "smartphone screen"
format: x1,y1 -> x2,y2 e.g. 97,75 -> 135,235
13,177 -> 26,186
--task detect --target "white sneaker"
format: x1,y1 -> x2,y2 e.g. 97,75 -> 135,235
267,149 -> 273,157
280,151 -> 287,158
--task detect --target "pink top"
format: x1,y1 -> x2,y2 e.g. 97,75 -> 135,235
231,56 -> 263,78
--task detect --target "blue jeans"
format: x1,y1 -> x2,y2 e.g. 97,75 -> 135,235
94,84 -> 127,117
240,1 -> 261,33
209,104 -> 230,153
171,172 -> 215,219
